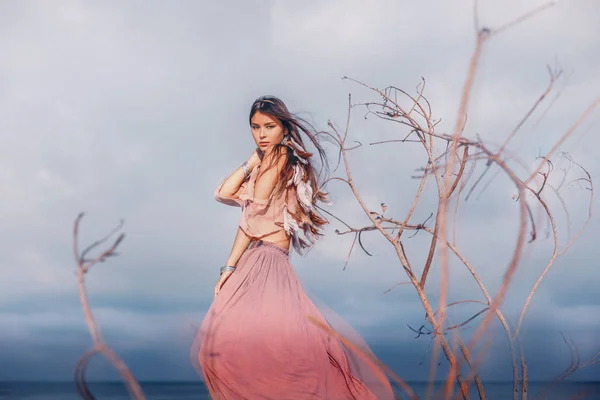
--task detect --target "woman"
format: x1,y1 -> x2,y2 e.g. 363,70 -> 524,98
191,96 -> 395,400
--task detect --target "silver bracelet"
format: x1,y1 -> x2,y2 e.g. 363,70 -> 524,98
220,265 -> 236,275
241,161 -> 250,177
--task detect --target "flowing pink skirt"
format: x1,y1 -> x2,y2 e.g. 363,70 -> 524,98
191,241 -> 395,400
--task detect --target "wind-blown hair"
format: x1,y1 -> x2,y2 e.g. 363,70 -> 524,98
249,95 -> 330,252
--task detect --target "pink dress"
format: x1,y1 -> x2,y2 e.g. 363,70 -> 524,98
191,165 -> 395,400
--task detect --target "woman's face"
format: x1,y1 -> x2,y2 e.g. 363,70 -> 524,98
250,111 -> 286,154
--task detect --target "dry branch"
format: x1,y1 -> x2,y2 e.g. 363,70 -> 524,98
316,28 -> 596,396
73,213 -> 146,400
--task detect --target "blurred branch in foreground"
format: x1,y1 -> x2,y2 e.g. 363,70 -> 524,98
73,213 -> 146,400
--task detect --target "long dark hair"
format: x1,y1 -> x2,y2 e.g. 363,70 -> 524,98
249,95 -> 329,249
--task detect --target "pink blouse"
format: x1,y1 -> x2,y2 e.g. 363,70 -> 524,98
214,165 -> 300,239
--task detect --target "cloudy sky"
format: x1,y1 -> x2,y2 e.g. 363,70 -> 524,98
1,0 -> 599,389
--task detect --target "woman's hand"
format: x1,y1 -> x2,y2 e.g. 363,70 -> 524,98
247,148 -> 263,169
214,270 -> 233,296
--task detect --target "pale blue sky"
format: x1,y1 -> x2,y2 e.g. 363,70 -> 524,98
0,0 -> 599,385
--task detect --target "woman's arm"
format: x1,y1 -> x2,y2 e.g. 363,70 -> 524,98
215,227 -> 251,295
225,227 -> 252,267
216,151 -> 262,200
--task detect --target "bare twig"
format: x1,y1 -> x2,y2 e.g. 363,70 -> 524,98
320,8 -> 596,396
73,213 -> 145,400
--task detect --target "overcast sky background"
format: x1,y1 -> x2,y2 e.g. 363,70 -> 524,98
0,0 -> 599,388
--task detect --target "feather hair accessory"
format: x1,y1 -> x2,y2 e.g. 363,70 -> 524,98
279,137 -> 327,254
283,204 -> 300,236
296,179 -> 313,213
281,136 -> 309,164
286,164 -> 313,213
287,163 -> 304,187
283,204 -> 306,254
283,171 -> 320,255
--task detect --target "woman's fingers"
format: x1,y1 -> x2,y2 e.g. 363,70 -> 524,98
214,277 -> 225,296
256,147 -> 264,160
213,270 -> 234,297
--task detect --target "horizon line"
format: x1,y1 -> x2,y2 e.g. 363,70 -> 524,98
0,379 -> 598,384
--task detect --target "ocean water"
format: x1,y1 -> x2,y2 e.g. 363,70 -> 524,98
0,381 -> 598,399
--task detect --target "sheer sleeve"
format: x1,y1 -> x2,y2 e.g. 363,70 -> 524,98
214,177 -> 248,207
